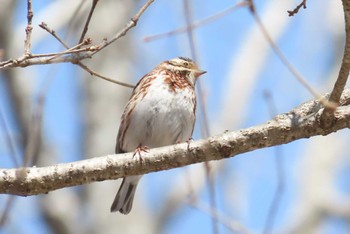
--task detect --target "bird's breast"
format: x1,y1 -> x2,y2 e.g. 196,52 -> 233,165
121,82 -> 196,152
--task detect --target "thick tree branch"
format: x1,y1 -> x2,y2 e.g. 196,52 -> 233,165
1,89 -> 350,196
327,0 -> 350,104
321,0 -> 350,125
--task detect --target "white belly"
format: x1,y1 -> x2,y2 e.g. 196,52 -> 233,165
121,81 -> 195,152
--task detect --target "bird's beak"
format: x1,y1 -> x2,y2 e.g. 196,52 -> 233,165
194,69 -> 206,78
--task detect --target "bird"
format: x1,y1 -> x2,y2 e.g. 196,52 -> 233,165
110,57 -> 206,214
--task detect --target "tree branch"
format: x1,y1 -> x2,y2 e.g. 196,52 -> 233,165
0,0 -> 154,70
1,89 -> 350,196
39,22 -> 135,88
321,0 -> 350,125
78,0 -> 99,44
248,0 -> 336,109
287,0 -> 307,17
144,1 -> 248,42
24,0 -> 33,55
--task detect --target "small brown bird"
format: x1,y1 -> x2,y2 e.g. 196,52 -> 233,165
110,57 -> 206,214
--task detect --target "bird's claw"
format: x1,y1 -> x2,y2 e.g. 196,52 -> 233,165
133,145 -> 149,161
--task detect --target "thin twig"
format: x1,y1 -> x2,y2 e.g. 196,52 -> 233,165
21,59 -> 59,177
203,162 -> 218,234
262,91 -> 286,234
78,63 -> 135,88
93,0 -> 154,54
79,0 -> 99,43
182,1 -> 210,140
22,95 -> 45,167
39,22 -> 91,48
40,22 -> 135,88
39,22 -> 72,48
287,0 -> 307,17
0,104 -> 20,167
0,53 -> 93,68
247,0 -> 337,109
144,1 -> 248,42
39,22 -> 95,62
189,200 -> 252,234
0,0 -> 154,73
183,1 -> 218,234
321,0 -> 350,126
0,196 -> 16,227
1,21 -> 96,69
66,0 -> 87,40
24,0 -> 33,55
23,46 -> 94,59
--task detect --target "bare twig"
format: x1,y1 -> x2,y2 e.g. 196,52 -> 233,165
0,106 -> 19,227
93,0 -> 154,54
20,47 -> 91,59
287,0 -> 307,17
0,0 -> 154,72
66,0 -> 87,40
22,95 -> 45,167
144,1 -> 248,42
203,161 -> 218,234
40,22 -> 135,88
79,0 -> 99,43
182,0 -> 210,137
78,63 -> 135,88
39,22 -> 76,49
0,53 -> 93,68
21,53 -> 60,177
39,22 -> 93,61
262,91 -> 286,234
0,196 -> 16,227
0,22 -> 96,69
0,104 -> 20,167
321,0 -> 350,126
247,0 -> 337,109
189,200 -> 252,234
24,0 -> 33,55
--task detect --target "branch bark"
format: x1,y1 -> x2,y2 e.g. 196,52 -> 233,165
321,0 -> 350,125
327,0 -> 350,105
1,89 -> 350,196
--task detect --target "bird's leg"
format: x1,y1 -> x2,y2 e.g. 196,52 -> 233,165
133,144 -> 149,161
186,137 -> 193,151
176,138 -> 193,151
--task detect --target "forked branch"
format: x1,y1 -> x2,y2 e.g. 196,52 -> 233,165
321,0 -> 350,126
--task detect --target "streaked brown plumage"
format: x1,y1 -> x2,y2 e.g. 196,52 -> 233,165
111,57 -> 206,214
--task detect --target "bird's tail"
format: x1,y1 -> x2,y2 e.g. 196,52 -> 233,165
110,176 -> 141,214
